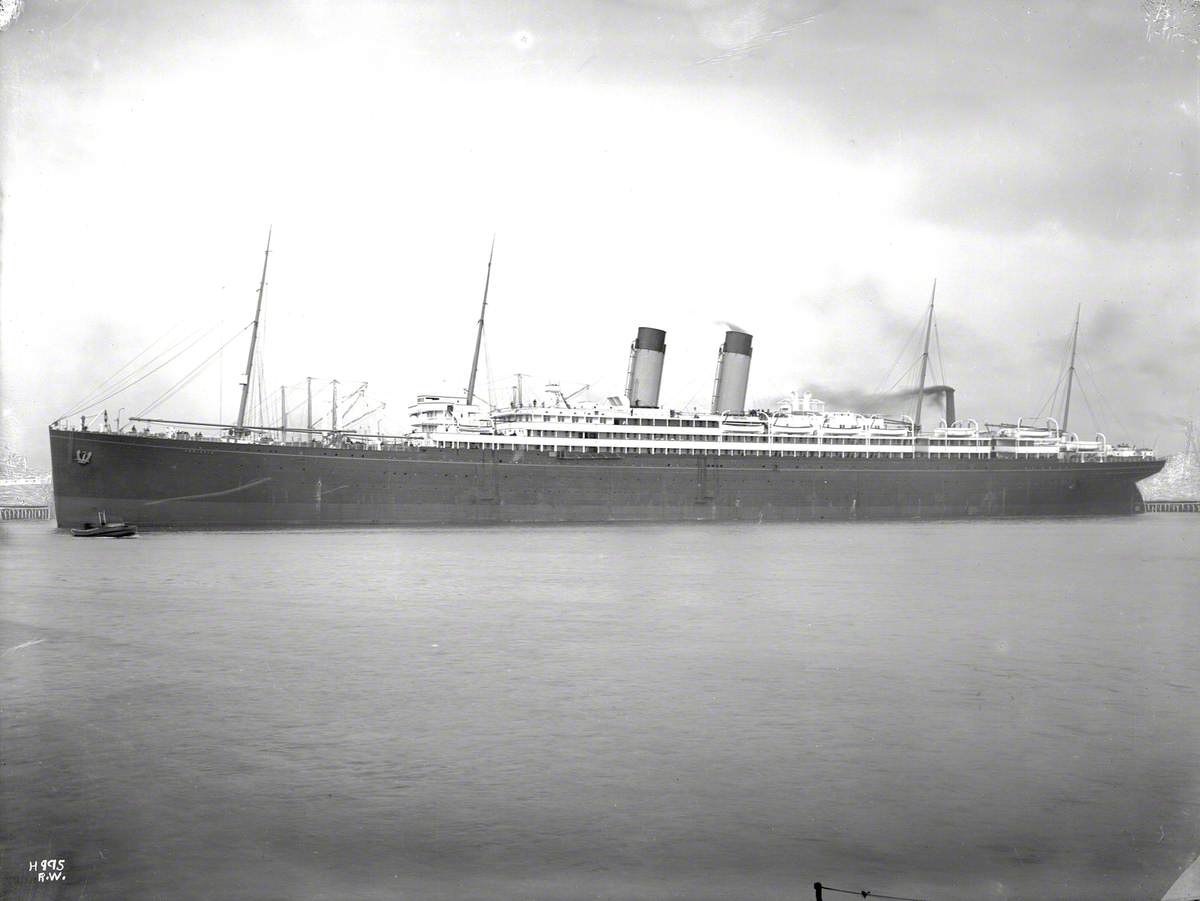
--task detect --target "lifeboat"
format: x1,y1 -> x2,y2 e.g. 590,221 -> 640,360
770,412 -> 822,435
720,413 -> 768,434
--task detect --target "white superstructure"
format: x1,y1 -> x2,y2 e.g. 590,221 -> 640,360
403,391 -> 1151,463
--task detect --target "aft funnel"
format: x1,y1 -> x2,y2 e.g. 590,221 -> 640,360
625,326 -> 667,409
710,330 -> 753,414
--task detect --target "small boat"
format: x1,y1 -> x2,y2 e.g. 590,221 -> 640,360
71,510 -> 138,538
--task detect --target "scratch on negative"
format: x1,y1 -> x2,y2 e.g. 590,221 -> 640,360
143,477 -> 272,506
3,639 -> 46,655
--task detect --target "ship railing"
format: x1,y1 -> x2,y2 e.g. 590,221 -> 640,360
121,417 -> 413,449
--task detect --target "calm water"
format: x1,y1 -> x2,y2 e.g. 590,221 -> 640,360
1,517 -> 1197,900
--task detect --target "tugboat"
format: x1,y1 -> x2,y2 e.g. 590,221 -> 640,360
71,510 -> 138,538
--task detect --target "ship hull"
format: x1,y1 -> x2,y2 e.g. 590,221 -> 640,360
49,429 -> 1164,529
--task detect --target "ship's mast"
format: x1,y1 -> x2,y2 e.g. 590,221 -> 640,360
306,377 -> 314,434
465,236 -> 496,407
912,279 -> 936,434
236,228 -> 272,431
331,379 -> 339,431
280,386 -> 288,444
1061,304 -> 1081,434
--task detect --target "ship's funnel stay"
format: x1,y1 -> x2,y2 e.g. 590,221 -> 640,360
711,330 -> 753,414
625,326 -> 667,408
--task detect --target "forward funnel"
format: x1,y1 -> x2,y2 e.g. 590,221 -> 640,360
625,326 -> 667,409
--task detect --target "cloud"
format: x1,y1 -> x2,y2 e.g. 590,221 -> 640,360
1,0 -> 1197,465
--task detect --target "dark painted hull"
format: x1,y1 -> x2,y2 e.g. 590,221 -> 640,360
49,429 -> 1164,529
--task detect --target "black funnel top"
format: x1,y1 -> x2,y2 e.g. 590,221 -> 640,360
722,330 -> 753,356
634,327 -> 667,352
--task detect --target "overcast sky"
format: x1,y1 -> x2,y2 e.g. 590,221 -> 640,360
1,0 -> 1197,467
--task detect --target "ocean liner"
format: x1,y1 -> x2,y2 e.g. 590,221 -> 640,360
48,242 -> 1163,528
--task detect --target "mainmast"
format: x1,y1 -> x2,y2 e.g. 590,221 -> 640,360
465,236 -> 496,407
1061,304 -> 1081,434
912,279 -> 936,434
236,228 -> 272,431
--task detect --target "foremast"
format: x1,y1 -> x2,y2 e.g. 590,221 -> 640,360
236,228 -> 272,432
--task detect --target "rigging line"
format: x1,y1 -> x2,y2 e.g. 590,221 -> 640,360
254,380 -> 312,424
816,886 -> 927,901
1036,368 -> 1067,420
1074,376 -> 1102,435
929,321 -> 940,388
933,316 -> 947,388
61,321 -> 219,419
139,346 -> 236,421
1077,356 -> 1114,433
679,377 -> 707,410
282,394 -> 312,420
252,308 -> 267,427
1052,325 -> 1076,416
272,379 -> 333,424
483,328 -> 495,410
245,372 -> 278,425
136,326 -> 253,420
60,318 -> 193,415
341,383 -> 368,419
64,322 -> 218,420
134,325 -> 254,418
61,323 -> 232,421
873,313 -> 927,397
1035,330 -> 1077,420
73,319 -> 218,411
1032,327 -> 1074,421
1081,354 -> 1133,438
256,352 -> 268,428
1039,369 -> 1062,419
884,357 -> 920,395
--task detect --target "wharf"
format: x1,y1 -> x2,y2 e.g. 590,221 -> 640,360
1145,500 -> 1200,512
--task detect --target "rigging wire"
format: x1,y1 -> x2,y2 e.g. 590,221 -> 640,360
483,328 -> 496,410
61,323 -> 229,421
1081,354 -> 1134,438
250,302 -> 268,428
1037,369 -> 1067,421
872,312 -> 927,398
280,382 -> 316,421
248,377 -> 310,426
60,318 -> 193,417
340,382 -> 368,420
1033,328 -> 1077,420
61,322 -> 220,420
1074,376 -> 1102,436
1038,360 -> 1068,420
134,324 -> 253,419
885,357 -> 921,395
933,316 -> 948,388
304,379 -> 336,429
254,351 -> 267,428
